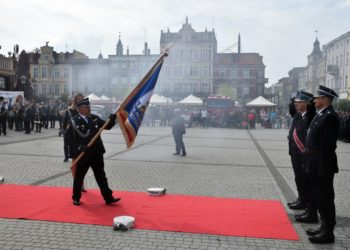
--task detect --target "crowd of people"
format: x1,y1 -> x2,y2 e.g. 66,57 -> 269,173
0,95 -> 68,135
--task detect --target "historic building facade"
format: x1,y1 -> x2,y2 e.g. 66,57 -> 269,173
298,38 -> 326,94
158,17 -> 217,100
25,18 -> 267,101
0,53 -> 15,91
323,31 -> 350,99
30,43 -> 80,98
108,36 -> 158,99
213,34 -> 267,104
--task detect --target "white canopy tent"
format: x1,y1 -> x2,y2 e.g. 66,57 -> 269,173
245,96 -> 276,107
87,93 -> 101,101
177,95 -> 203,105
101,95 -> 112,101
150,94 -> 173,105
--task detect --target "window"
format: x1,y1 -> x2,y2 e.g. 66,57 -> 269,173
243,70 -> 249,78
42,84 -> 46,94
202,83 -> 209,92
190,66 -> 198,76
203,66 -> 209,77
49,84 -> 53,94
231,70 -> 237,78
64,68 -> 69,78
55,84 -> 59,94
0,77 -> 5,89
33,68 -> 38,78
42,67 -> 47,77
243,86 -> 249,95
55,68 -> 59,78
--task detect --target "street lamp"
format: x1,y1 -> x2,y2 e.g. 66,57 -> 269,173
20,75 -> 27,85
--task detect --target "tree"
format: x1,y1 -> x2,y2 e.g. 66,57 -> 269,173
336,99 -> 350,111
216,84 -> 237,100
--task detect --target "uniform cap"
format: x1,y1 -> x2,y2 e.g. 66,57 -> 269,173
314,85 -> 338,99
295,90 -> 313,102
76,97 -> 90,107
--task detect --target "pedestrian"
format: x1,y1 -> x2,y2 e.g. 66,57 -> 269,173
34,103 -> 42,133
288,91 -> 317,223
13,95 -> 24,131
201,108 -> 208,128
23,101 -> 34,134
303,85 -> 340,244
0,96 -> 8,135
172,108 -> 186,156
66,97 -> 121,206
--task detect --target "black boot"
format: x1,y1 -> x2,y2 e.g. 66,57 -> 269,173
105,196 -> 121,205
306,225 -> 323,236
308,226 -> 335,244
289,200 -> 306,210
287,198 -> 299,206
295,211 -> 318,223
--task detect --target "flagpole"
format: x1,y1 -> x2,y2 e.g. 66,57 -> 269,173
118,48 -> 170,111
71,48 -> 170,168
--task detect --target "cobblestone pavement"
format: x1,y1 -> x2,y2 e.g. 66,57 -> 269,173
0,126 -> 349,249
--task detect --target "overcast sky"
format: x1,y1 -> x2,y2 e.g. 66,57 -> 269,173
1,0 -> 349,85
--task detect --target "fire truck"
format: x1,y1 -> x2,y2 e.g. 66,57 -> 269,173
206,95 -> 234,127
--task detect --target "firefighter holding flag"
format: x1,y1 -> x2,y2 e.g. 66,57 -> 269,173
69,48 -> 170,205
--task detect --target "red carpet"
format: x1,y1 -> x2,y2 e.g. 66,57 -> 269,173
0,184 -> 298,240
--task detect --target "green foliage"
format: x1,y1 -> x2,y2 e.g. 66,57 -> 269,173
336,99 -> 350,111
216,84 -> 236,100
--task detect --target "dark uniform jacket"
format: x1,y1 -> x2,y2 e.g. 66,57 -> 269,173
172,114 -> 186,135
66,113 -> 115,159
305,105 -> 339,175
292,109 -> 316,154
288,102 -> 302,155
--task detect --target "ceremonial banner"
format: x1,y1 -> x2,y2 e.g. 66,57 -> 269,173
117,52 -> 167,148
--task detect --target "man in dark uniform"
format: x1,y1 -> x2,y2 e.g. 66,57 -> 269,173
66,97 -> 121,206
0,96 -> 8,135
172,108 -> 186,156
287,95 -> 302,208
304,85 -> 339,244
289,91 -> 317,223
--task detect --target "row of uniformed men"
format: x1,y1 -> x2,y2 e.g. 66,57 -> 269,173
287,85 -> 339,244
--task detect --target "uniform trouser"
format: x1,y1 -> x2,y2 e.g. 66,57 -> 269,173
8,116 -> 14,129
63,134 -> 69,159
0,117 -> 6,134
290,147 -> 312,204
202,118 -> 208,128
72,153 -> 112,201
310,173 -> 336,228
15,116 -> 23,131
173,133 -> 186,154
24,120 -> 31,133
